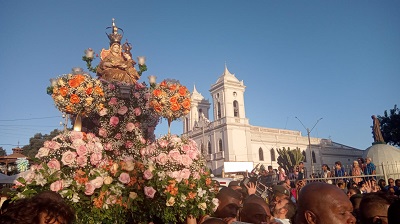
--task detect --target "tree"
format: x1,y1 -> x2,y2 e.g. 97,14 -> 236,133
377,104 -> 400,147
276,147 -> 305,173
0,147 -> 6,156
22,129 -> 63,158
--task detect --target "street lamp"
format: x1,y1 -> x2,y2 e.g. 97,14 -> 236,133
295,116 -> 322,174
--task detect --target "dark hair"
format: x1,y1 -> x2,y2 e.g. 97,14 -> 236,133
0,193 -> 75,224
335,161 -> 342,166
359,192 -> 396,224
283,199 -> 296,220
388,199 -> 400,224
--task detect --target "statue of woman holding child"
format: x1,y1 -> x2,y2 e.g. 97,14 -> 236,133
97,19 -> 140,84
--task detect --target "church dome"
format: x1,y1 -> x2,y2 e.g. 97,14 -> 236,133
363,143 -> 400,164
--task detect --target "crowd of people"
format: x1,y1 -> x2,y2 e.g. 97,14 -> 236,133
0,156 -> 399,224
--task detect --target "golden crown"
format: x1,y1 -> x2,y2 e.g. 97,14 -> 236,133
106,18 -> 123,45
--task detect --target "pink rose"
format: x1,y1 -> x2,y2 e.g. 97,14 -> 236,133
119,172 -> 130,184
86,133 -> 96,141
108,83 -> 115,90
44,140 -> 61,150
76,145 -> 88,156
144,186 -> 156,198
106,195 -> 117,205
36,147 -> 50,158
181,144 -> 191,153
143,169 -> 153,180
180,168 -> 191,180
104,142 -> 113,151
144,92 -> 150,100
90,176 -> 104,188
47,159 -> 61,170
110,116 -> 119,126
99,128 -> 107,137
108,97 -> 118,106
134,107 -> 142,116
168,150 -> 182,163
140,137 -> 146,144
192,171 -> 201,180
140,148 -> 146,156
114,133 -> 122,140
125,141 -> 133,149
90,152 -> 102,166
76,156 -> 88,167
187,149 -> 199,160
156,153 -> 167,165
118,106 -> 128,115
159,140 -> 169,148
126,122 -> 135,132
99,108 -> 108,116
134,92 -> 141,98
135,82 -> 144,89
61,150 -> 77,166
84,182 -> 95,195
50,180 -> 63,192
69,131 -> 84,142
181,155 -> 193,167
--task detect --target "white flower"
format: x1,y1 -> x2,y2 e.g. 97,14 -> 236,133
212,198 -> 219,212
71,193 -> 80,203
197,188 -> 206,198
36,147 -> 50,158
166,197 -> 175,206
198,202 -> 207,210
35,173 -> 47,186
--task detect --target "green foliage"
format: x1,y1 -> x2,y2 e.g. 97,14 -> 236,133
378,104 -> 400,147
277,147 -> 304,172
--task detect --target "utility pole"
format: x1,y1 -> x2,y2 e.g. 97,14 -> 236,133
295,117 -> 322,175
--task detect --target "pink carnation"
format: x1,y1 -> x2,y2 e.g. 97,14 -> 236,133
144,186 -> 156,198
110,116 -> 119,126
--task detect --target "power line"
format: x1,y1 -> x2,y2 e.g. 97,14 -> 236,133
0,116 -> 60,122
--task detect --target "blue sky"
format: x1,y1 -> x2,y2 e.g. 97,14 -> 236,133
0,1 -> 399,154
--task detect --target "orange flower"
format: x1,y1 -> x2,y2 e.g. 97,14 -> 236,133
169,96 -> 177,104
65,104 -> 73,113
70,94 -> 80,104
94,86 -> 104,96
86,87 -> 93,95
179,86 -> 188,96
169,84 -> 177,91
68,78 -> 80,88
165,183 -> 178,196
75,74 -> 85,84
171,103 -> 180,111
160,80 -> 167,87
153,89 -> 162,97
206,177 -> 212,186
182,98 -> 191,109
59,87 -> 68,97
187,191 -> 197,199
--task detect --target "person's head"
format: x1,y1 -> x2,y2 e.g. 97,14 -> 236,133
353,160 -> 359,167
110,43 -> 121,54
271,198 -> 296,220
358,158 -> 365,164
378,179 -> 386,189
272,185 -> 290,203
201,217 -> 228,224
322,164 -> 330,171
295,182 -> 355,224
347,187 -> 361,199
359,192 -> 395,224
388,199 -> 400,224
215,187 -> 242,219
387,186 -> 396,195
350,194 -> 364,223
388,178 -> 395,187
395,179 -> 400,188
268,165 -> 273,171
240,194 -> 271,224
1,192 -> 75,224
366,157 -> 372,164
335,161 -> 342,169
228,181 -> 242,191
299,162 -> 304,168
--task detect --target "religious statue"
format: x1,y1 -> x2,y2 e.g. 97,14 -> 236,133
371,115 -> 385,143
96,19 -> 140,84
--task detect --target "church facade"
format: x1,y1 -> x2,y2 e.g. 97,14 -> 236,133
183,66 -> 363,176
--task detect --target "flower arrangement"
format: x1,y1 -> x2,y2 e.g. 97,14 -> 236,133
48,72 -> 105,116
150,79 -> 191,124
140,135 -> 218,223
14,131 -> 146,224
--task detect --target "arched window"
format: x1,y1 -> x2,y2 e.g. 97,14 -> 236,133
217,102 -> 221,119
270,148 -> 276,161
312,151 -> 316,163
233,100 -> 239,117
302,151 -> 307,162
200,142 -> 204,154
259,148 -> 264,161
218,139 -> 223,152
208,141 -> 212,154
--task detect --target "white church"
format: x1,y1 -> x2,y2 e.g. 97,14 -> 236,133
183,65 -> 364,176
